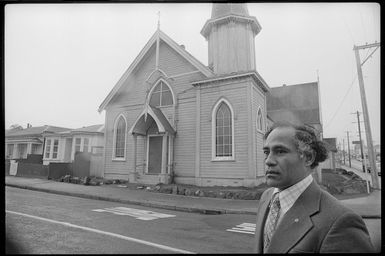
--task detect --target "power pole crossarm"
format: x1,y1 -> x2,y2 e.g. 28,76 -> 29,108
353,42 -> 380,50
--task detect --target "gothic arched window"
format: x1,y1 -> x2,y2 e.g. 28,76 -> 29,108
149,81 -> 173,107
212,99 -> 234,160
114,115 -> 126,159
257,107 -> 263,131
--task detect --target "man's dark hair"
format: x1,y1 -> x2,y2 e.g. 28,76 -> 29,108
264,122 -> 329,169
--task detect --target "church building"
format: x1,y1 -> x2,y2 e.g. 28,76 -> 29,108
98,3 -> 271,187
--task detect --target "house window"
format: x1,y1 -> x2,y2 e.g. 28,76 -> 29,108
212,99 -> 234,160
114,116 -> 126,159
149,81 -> 173,107
83,138 -> 89,152
257,108 -> 263,131
7,144 -> 14,158
75,138 -> 81,153
52,139 -> 59,159
45,139 -> 51,158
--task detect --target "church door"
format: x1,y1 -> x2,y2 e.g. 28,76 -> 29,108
148,136 -> 162,174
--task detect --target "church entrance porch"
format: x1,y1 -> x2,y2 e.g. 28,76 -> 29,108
128,105 -> 175,184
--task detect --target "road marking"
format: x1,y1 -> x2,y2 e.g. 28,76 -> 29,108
6,210 -> 194,254
92,207 -> 176,220
226,223 -> 256,235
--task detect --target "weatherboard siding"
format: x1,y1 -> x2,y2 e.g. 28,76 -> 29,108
104,107 -> 143,178
253,86 -> 266,177
173,99 -> 196,177
199,81 -> 249,178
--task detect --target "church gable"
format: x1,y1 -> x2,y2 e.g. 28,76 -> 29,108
99,29 -> 213,112
108,44 -> 158,108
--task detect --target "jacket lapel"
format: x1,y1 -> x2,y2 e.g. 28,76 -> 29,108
267,181 -> 322,253
254,188 -> 274,253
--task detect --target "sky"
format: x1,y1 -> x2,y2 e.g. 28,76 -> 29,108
5,2 -> 381,147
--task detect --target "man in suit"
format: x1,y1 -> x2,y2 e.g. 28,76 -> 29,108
254,123 -> 374,253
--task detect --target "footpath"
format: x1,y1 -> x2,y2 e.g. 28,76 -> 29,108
5,175 -> 381,218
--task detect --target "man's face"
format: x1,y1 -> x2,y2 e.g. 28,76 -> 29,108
263,126 -> 309,190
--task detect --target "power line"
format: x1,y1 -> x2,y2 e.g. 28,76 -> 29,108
324,75 -> 357,129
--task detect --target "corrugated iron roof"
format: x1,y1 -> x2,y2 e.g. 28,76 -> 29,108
71,124 -> 105,133
5,125 -> 71,137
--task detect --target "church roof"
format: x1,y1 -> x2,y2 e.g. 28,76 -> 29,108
211,3 -> 250,19
266,82 -> 322,126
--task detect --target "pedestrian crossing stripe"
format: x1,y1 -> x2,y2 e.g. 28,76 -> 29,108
226,223 -> 256,235
92,207 -> 176,220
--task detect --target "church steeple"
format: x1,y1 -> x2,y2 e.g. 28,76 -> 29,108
201,3 -> 261,75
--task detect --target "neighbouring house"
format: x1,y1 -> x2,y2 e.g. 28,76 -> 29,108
266,82 -> 323,135
97,3 -> 324,187
5,125 -> 71,160
42,124 -> 105,165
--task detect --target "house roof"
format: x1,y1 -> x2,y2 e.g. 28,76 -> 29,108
266,82 -> 321,126
71,124 -> 105,134
5,125 -> 71,138
43,124 -> 105,137
98,29 -> 213,113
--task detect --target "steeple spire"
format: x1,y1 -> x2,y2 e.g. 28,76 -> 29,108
201,3 -> 261,75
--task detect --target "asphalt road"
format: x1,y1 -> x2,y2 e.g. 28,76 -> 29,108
6,187 -> 257,254
6,186 -> 381,253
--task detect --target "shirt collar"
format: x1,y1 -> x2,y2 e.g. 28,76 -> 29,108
272,174 -> 313,214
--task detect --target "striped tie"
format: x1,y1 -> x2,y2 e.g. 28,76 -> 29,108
263,193 -> 281,252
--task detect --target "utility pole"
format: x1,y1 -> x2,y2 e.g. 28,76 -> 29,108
346,131 -> 351,168
352,111 -> 371,193
352,111 -> 366,171
353,42 -> 380,189
342,139 -> 346,165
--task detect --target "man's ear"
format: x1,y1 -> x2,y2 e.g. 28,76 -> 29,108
304,151 -> 315,167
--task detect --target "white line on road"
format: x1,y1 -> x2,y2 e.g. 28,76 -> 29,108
92,207 -> 176,220
6,210 -> 195,254
226,223 -> 256,235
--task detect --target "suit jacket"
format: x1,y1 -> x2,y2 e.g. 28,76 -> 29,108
254,181 -> 375,253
